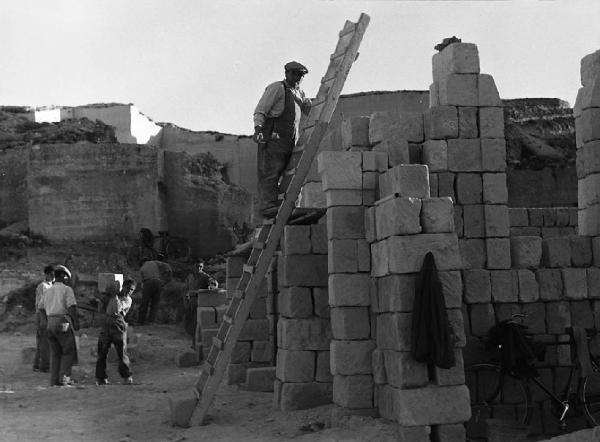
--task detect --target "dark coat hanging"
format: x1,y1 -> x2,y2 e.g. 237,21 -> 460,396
411,251 -> 456,369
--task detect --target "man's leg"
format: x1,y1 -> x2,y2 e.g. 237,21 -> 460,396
33,315 -> 42,370
257,139 -> 294,213
39,314 -> 49,371
95,331 -> 111,382
57,330 -> 76,383
46,329 -> 62,386
113,331 -> 132,380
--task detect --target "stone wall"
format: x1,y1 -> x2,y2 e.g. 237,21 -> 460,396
0,146 -> 28,227
509,207 -> 578,238
273,223 -> 332,411
27,143 -> 162,241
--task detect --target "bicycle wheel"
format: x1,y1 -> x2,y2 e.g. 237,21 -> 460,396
165,237 -> 191,262
582,367 -> 600,426
465,363 -> 533,440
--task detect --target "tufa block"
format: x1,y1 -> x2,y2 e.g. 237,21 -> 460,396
423,106 -> 459,140
318,151 -> 362,190
375,196 -> 422,239
478,74 -> 502,106
432,42 -> 480,82
438,74 -> 478,106
447,139 -> 481,172
479,107 -> 505,139
378,164 -> 430,199
422,139 -> 448,172
421,197 -> 455,233
330,340 -> 376,375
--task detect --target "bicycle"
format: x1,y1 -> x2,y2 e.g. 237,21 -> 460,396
126,228 -> 191,267
465,314 -> 600,440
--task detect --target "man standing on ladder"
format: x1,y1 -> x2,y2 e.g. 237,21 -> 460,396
253,61 -> 312,218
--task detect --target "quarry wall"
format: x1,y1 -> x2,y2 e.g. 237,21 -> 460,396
27,143 -> 162,241
0,146 -> 28,227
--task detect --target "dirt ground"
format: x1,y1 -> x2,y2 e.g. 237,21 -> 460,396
0,323 -> 407,442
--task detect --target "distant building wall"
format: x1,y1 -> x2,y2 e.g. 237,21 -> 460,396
0,146 -> 28,226
27,143 -> 161,241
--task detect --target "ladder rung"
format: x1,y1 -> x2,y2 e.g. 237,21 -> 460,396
212,337 -> 225,350
277,193 -> 285,201
321,74 -> 337,84
253,241 -> 265,250
243,264 -> 255,274
339,22 -> 356,37
230,289 -> 245,299
283,167 -> 296,177
223,314 -> 234,324
206,346 -> 219,365
311,96 -> 326,107
262,218 -> 275,226
330,50 -> 346,61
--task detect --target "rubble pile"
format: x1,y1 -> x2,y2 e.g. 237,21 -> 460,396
0,107 -> 117,149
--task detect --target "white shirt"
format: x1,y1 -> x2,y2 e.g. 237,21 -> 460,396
43,282 -> 76,316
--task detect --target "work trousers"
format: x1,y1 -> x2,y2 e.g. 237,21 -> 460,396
95,327 -> 131,380
47,316 -> 77,386
138,279 -> 161,325
33,310 -> 49,371
257,137 -> 294,211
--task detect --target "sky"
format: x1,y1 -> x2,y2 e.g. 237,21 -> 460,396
2,1 -> 599,135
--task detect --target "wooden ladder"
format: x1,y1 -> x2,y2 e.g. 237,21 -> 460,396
186,13 -> 370,427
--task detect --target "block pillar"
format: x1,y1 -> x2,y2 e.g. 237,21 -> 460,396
575,49 -> 600,235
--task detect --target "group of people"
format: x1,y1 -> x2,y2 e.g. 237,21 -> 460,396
32,258 -> 218,387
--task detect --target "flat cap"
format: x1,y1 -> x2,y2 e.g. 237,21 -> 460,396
284,61 -> 308,74
54,265 -> 72,278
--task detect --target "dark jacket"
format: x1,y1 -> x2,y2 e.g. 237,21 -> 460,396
411,252 -> 456,369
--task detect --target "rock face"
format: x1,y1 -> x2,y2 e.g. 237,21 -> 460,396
503,98 -> 577,207
163,151 -> 253,258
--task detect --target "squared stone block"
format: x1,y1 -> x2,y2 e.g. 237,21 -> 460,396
278,287 -> 313,318
283,225 -> 311,255
439,271 -> 463,308
482,173 -> 508,204
373,138 -> 410,167
357,239 -> 371,272
370,241 -> 389,277
456,173 -> 482,204
423,106 -> 459,140
542,237 -> 571,267
570,236 -> 593,267
375,197 -> 422,239
541,208 -> 557,227
362,171 -> 377,190
511,236 -> 542,268
579,204 -> 600,236
574,78 -> 600,118
458,106 -> 478,139
327,206 -> 365,240
276,349 -> 315,382
341,116 -> 370,148
469,303 -> 496,336
299,182 -> 326,208
478,74 -> 502,106
197,306 -> 217,328
578,141 -> 600,178
481,138 -> 506,172
422,140 -> 448,172
277,318 -> 332,351
537,268 -> 563,301
438,74 -> 478,106
315,351 -> 332,382
463,204 -> 485,238
393,384 -> 471,426
509,208 -> 529,227
376,313 -> 412,351
310,223 -> 328,254
239,318 -> 270,341
378,164 -> 430,199
447,139 -> 481,172
486,237 -> 511,269
459,238 -> 486,269
546,302 -> 571,334
434,349 -> 465,386
479,107 -> 504,138
430,172 -> 439,197
362,151 -> 388,172
491,270 -> 518,303
369,111 -> 424,144
230,341 -> 251,363
588,268 -> 600,299
279,382 -> 333,411
329,273 -> 371,306
577,109 -> 600,144
318,151 -> 362,190
251,341 -> 272,363
371,349 -> 386,384
432,42 -> 480,82
330,340 -> 376,375
328,239 -> 358,273
383,350 -> 428,388
518,269 -> 540,302
438,172 -> 456,201
581,49 -> 600,87
387,233 -> 462,274
484,204 -> 510,237
280,254 -> 328,287
421,197 -> 454,233
333,374 -> 373,409
464,269 -> 491,304
325,189 -> 363,207
330,307 -> 371,340
562,268 -> 588,300
364,206 -> 377,243
377,274 -> 416,313
429,82 -> 439,107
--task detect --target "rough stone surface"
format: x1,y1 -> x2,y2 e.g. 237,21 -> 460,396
518,269 -> 540,302
330,340 -> 376,375
278,287 -> 313,318
484,204 -> 510,237
277,318 -> 332,351
376,313 -> 412,351
325,189 -> 362,207
537,268 -> 563,301
491,270 -> 518,303
315,351 -> 332,382
459,238 -> 486,269
393,384 -> 471,426
283,225 -> 311,255
373,138 -> 410,167
478,74 -> 502,106
447,139 -> 481,172
481,138 -> 506,172
383,350 -> 428,388
463,204 -> 485,238
463,269 -> 491,304
486,237 -> 511,269
369,111 -> 424,144
479,107 -> 504,138
386,233 -> 462,274
422,140 -> 448,171
424,106 -> 459,140
328,239 -> 359,273
570,236 -> 593,267
280,254 -> 328,287
379,164 -> 430,199
333,374 -> 373,409
279,382 -> 333,411
330,307 -> 370,340
456,173 -> 482,204
327,206 -> 365,239
328,273 -> 371,306
458,106 -> 478,139
562,268 -> 588,300
276,349 -> 315,383
169,394 -> 197,428
482,173 -> 508,204
438,74 -> 478,106
318,151 -> 362,190
377,273 -> 416,313
421,197 -> 454,233
432,42 -> 480,82
375,197 -> 422,239
510,236 -> 542,268
245,367 -> 276,392
542,237 -> 572,268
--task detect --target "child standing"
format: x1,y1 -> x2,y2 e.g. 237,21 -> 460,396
95,279 -> 136,385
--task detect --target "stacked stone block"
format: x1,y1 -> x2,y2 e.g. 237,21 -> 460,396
509,207 -> 578,238
575,49 -> 600,235
369,161 -> 469,435
221,255 -> 272,386
273,222 -> 332,411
